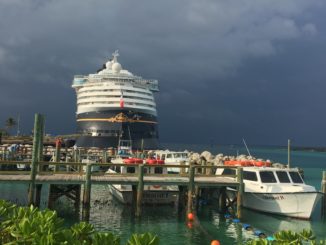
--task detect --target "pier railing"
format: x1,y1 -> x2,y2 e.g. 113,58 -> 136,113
0,160 -> 241,183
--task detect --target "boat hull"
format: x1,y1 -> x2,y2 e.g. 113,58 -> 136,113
75,110 -> 159,149
108,185 -> 178,204
228,190 -> 322,219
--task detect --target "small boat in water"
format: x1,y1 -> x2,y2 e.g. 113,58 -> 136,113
216,167 -> 322,219
107,161 -> 178,204
154,150 -> 189,173
107,141 -> 178,204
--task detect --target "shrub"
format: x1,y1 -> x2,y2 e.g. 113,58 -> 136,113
0,200 -> 159,245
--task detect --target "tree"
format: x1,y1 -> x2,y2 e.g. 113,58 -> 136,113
5,117 -> 16,135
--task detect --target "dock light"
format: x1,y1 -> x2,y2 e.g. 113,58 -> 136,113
187,212 -> 194,221
211,240 -> 220,245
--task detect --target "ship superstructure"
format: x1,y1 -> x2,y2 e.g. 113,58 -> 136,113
72,51 -> 159,149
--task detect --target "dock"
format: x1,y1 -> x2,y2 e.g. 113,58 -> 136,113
0,114 -> 245,220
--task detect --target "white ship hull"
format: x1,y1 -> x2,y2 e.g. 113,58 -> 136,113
108,184 -> 178,205
227,190 -> 322,219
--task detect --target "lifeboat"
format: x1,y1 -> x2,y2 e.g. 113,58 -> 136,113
156,159 -> 165,165
123,158 -> 136,164
133,158 -> 144,164
146,159 -> 157,164
224,160 -> 271,167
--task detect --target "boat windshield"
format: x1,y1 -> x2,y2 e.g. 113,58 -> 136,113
221,168 -> 236,176
243,171 -> 258,181
276,171 -> 291,183
289,171 -> 304,184
173,153 -> 187,158
259,171 -> 277,183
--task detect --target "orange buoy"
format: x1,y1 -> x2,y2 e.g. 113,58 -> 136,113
211,240 -> 220,245
187,212 -> 194,221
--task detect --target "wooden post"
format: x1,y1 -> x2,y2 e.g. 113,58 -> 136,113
35,184 -> 42,207
37,115 -> 45,172
187,165 -> 195,214
237,167 -> 244,219
38,115 -> 45,162
322,171 -> 326,218
28,113 -> 43,206
82,163 -> 92,221
54,138 -> 61,171
178,186 -> 185,211
75,185 -> 81,214
136,164 -> 144,217
206,161 -> 213,175
219,187 -> 227,212
288,139 -> 291,168
103,150 -> 107,163
180,160 -> 186,175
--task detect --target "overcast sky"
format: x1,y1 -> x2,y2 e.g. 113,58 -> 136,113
1,0 -> 326,146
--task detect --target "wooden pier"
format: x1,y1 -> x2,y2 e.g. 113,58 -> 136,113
0,113 -> 245,219
0,160 -> 243,217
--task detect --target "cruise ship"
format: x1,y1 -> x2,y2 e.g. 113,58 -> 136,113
72,51 -> 159,149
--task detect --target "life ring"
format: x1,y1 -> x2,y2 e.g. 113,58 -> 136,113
153,185 -> 161,188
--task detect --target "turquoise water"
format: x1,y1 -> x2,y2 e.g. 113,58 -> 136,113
0,144 -> 325,244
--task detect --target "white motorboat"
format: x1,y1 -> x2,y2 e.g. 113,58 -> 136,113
154,150 -> 189,173
107,161 -> 178,204
216,167 -> 322,219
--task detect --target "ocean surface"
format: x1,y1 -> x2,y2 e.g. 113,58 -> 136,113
0,144 -> 325,244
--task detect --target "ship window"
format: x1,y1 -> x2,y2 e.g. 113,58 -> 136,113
276,171 -> 291,183
166,154 -> 172,159
154,167 -> 163,174
289,172 -> 304,183
221,168 -> 236,176
243,171 -> 257,181
126,167 -> 136,174
260,171 -> 277,183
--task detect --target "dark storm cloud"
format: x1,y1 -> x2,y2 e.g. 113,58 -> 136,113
0,0 -> 326,146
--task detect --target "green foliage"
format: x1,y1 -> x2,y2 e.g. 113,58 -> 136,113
5,117 -> 16,135
246,229 -> 326,245
127,233 -> 159,245
0,200 -> 158,245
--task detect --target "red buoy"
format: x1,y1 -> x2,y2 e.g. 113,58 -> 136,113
211,240 -> 220,245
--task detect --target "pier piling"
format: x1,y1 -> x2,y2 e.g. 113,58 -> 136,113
82,163 -> 92,220
35,184 -> 42,207
187,165 -> 195,214
218,187 -> 227,212
236,168 -> 244,219
136,164 -> 144,217
322,171 -> 326,218
28,113 -> 44,206
54,138 -> 61,171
